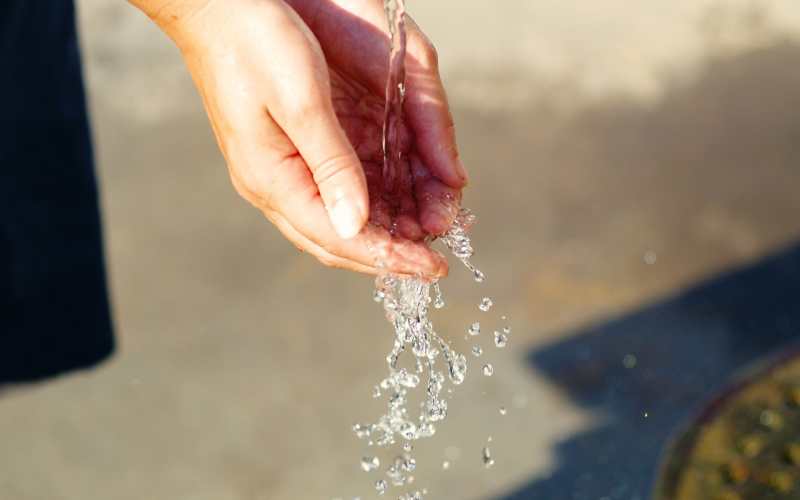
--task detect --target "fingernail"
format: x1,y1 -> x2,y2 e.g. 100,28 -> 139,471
330,197 -> 365,239
433,249 -> 449,278
454,156 -> 470,187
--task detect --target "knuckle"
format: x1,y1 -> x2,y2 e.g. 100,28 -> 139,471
312,152 -> 357,186
236,171 -> 274,208
230,170 -> 271,208
279,74 -> 330,125
287,91 -> 327,121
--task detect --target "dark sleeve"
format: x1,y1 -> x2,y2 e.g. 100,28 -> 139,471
0,0 -> 114,383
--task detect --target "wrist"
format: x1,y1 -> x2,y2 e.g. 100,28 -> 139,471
128,0 -> 269,56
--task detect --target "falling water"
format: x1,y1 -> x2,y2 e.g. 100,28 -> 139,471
351,0 -> 506,498
381,0 -> 407,200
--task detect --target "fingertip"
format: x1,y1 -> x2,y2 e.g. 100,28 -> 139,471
329,196 -> 367,239
433,249 -> 449,278
454,156 -> 470,187
397,214 -> 423,241
419,201 -> 456,235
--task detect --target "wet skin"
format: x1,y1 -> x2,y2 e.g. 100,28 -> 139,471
129,0 -> 469,276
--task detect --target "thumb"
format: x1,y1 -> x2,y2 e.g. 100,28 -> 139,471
273,81 -> 369,241
262,7 -> 369,240
299,112 -> 370,240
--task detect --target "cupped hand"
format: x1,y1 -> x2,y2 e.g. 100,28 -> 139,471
138,0 -> 468,276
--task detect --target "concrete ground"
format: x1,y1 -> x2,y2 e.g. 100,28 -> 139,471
3,1 -> 800,499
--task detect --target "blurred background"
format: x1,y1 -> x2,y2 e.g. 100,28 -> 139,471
3,0 -> 800,499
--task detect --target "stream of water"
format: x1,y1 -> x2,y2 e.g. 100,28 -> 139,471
350,2 -> 504,498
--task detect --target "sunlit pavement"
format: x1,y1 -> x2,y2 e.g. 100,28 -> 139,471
2,1 -> 800,499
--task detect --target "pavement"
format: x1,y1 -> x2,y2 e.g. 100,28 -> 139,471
2,1 -> 800,499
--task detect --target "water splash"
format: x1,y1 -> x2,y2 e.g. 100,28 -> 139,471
353,0 -> 492,497
356,214 -> 485,498
440,208 -> 482,279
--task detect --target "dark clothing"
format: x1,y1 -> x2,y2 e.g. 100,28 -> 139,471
0,0 -> 114,382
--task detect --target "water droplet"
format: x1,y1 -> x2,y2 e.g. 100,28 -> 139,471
417,422 -> 435,437
494,332 -> 508,348
472,347 -> 483,356
512,393 -> 527,408
387,464 -> 401,478
469,322 -> 480,336
403,442 -> 413,452
442,461 -> 450,470
433,282 -> 443,308
375,480 -> 387,493
499,407 -> 507,415
373,290 -> 385,302
482,447 -> 494,468
428,399 -> 447,421
399,492 -> 422,500
474,269 -> 484,282
353,423 -> 373,439
503,326 -> 511,334
448,355 -> 467,385
487,436 -> 492,442
382,274 -> 396,289
623,354 -> 637,368
392,477 -> 405,486
483,364 -> 493,376
402,459 -> 416,472
399,423 -> 417,440
362,456 -> 380,472
479,298 -> 492,312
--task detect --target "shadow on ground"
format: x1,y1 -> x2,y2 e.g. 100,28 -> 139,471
512,243 -> 800,500
490,43 -> 800,500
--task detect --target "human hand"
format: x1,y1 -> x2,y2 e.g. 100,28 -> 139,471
133,0 -> 468,276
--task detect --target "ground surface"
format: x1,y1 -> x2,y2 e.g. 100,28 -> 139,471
3,1 -> 800,499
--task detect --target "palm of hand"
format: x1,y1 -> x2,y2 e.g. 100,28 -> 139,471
306,0 -> 465,235
328,65 -> 461,242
